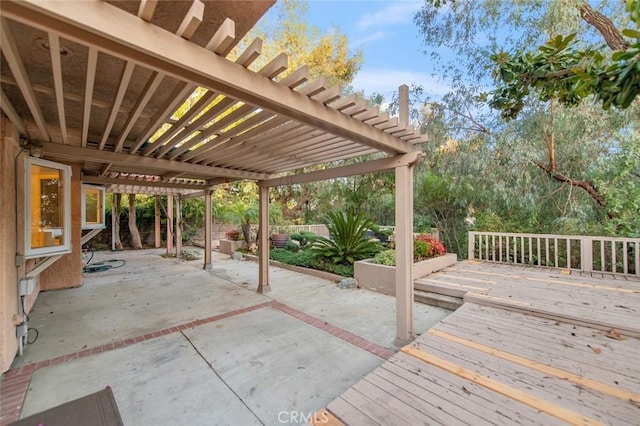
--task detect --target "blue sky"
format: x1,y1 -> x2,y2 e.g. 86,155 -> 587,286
265,0 -> 452,100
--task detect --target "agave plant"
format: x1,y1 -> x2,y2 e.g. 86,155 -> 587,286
311,211 -> 379,265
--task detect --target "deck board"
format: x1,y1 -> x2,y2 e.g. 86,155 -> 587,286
325,261 -> 640,425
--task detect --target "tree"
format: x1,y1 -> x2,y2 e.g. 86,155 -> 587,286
491,0 -> 640,118
237,0 -> 363,86
128,194 -> 143,249
413,0 -> 639,238
112,193 -> 123,250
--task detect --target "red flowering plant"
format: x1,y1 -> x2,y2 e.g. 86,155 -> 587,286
225,229 -> 243,241
413,234 -> 446,262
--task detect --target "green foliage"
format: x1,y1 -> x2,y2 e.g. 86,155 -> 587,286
373,249 -> 396,266
270,249 -> 354,276
285,240 -> 300,252
414,234 -> 447,259
311,211 -> 380,265
290,231 -> 317,248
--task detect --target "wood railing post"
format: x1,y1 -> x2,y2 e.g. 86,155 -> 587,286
468,232 -> 475,260
580,237 -> 593,272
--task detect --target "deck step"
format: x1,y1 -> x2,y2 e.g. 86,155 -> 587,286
414,279 -> 468,298
414,290 -> 463,310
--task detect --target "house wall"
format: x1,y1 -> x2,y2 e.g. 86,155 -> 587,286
0,117 -> 83,372
1,119 -> 22,373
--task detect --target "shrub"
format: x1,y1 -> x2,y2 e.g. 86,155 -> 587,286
270,249 -> 353,277
373,249 -> 396,266
311,211 -> 380,265
290,231 -> 317,249
414,234 -> 447,260
371,235 -> 447,265
225,229 -> 242,241
285,240 -> 299,252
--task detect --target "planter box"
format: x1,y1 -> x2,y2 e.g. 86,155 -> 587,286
354,253 -> 457,296
219,239 -> 246,255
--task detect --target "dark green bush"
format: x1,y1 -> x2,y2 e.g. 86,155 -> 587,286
270,249 -> 354,277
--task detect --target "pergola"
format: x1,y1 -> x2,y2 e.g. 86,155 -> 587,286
0,0 -> 427,343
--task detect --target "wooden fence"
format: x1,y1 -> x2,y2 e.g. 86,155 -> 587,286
468,231 -> 640,276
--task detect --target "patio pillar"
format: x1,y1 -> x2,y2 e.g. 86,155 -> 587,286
166,195 -> 174,255
395,83 -> 414,345
204,190 -> 212,270
258,185 -> 270,293
176,195 -> 183,258
154,195 -> 161,248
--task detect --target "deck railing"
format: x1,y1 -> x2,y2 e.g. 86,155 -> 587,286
468,231 -> 640,276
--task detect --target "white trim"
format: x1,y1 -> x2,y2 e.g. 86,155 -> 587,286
81,184 -> 106,230
25,157 -> 72,259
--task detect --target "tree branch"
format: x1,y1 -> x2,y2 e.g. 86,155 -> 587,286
533,159 -> 607,207
579,3 -> 630,51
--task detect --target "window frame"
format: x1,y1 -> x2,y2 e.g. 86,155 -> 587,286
81,184 -> 106,230
24,157 -> 72,259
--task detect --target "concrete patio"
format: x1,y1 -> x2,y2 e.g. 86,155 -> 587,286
1,248 -> 451,425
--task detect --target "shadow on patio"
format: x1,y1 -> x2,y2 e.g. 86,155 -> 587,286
1,248 -> 450,425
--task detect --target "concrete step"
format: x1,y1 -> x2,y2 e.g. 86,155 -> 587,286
414,290 -> 463,310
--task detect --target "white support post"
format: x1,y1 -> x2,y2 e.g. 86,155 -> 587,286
258,185 -> 270,293
395,164 -> 414,345
399,84 -> 409,128
154,195 -> 161,248
581,236 -> 593,273
204,190 -> 212,270
176,195 -> 183,258
166,195 -> 174,255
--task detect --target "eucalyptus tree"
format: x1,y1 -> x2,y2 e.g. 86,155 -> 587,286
412,0 -> 639,237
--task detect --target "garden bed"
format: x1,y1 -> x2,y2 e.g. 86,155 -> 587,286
219,239 -> 246,254
354,253 -> 457,296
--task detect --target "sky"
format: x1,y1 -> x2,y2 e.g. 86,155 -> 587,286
264,0 -> 451,101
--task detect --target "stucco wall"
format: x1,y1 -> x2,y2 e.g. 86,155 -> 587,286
1,120 -> 21,372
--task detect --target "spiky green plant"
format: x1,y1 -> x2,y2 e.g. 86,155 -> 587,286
310,211 -> 379,265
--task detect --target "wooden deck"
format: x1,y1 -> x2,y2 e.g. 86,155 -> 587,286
321,261 -> 640,425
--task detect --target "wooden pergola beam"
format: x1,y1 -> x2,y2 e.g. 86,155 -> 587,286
98,61 -> 135,149
0,88 -> 29,136
48,33 -> 68,144
82,175 -> 208,190
0,17 -> 50,141
39,142 -> 274,180
82,47 -> 98,147
258,152 -> 424,187
137,0 -> 158,22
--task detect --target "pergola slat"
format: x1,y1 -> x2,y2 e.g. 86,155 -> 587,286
206,17 -> 235,55
137,0 -> 158,22
98,61 -> 135,150
176,0 -> 205,41
235,37 -> 262,68
0,17 -> 50,141
278,65 -> 309,89
259,52 -> 289,80
0,87 -> 28,136
48,33 -> 67,144
81,47 -> 98,147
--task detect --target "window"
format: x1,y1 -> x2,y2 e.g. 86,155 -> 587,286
25,158 -> 72,258
82,184 -> 106,229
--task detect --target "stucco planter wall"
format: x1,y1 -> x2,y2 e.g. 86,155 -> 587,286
354,253 -> 457,296
219,239 -> 246,255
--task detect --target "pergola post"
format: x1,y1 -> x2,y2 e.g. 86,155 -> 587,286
166,195 -> 174,255
204,190 -> 212,270
154,195 -> 161,248
395,83 -> 414,345
175,195 -> 183,258
257,185 -> 270,293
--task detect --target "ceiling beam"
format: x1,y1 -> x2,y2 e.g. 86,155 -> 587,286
206,17 -> 235,55
98,61 -> 135,149
0,17 -> 50,141
258,152 -> 424,187
2,0 -> 416,155
83,175 -> 207,190
176,0 -> 204,40
48,33 -> 68,144
39,142 -> 273,180
114,72 -> 165,152
82,47 -> 98,147
0,88 -> 29,136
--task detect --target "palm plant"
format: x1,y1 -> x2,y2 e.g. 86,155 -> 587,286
311,211 -> 379,265
222,201 -> 258,244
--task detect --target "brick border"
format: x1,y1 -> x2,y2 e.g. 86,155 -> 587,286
0,300 -> 393,425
